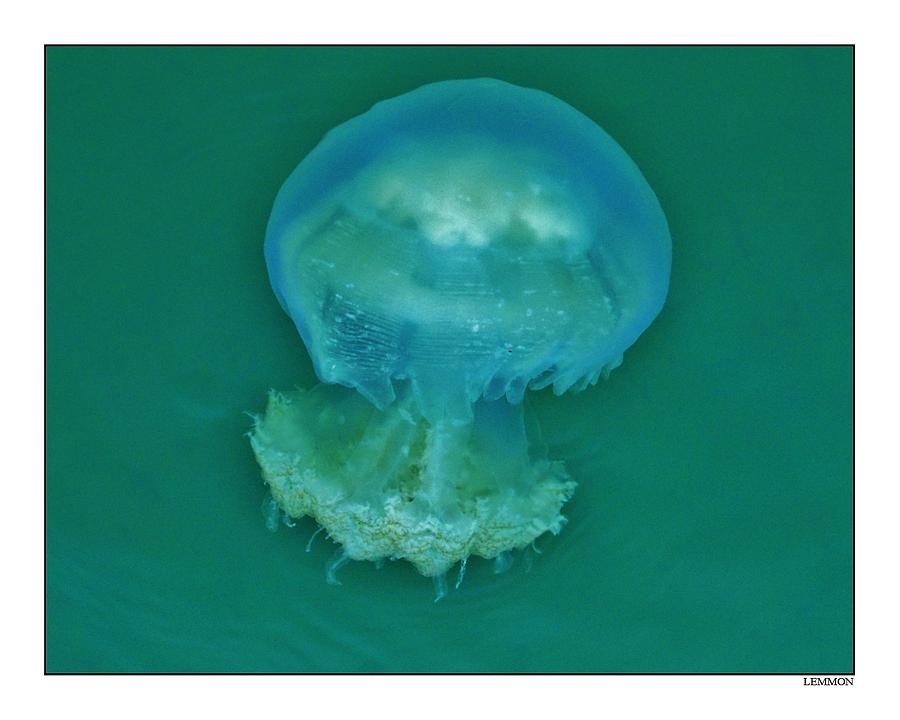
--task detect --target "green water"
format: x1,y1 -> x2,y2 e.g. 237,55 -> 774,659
46,46 -> 852,673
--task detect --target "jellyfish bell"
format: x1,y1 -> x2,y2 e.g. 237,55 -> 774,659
265,78 -> 671,423
251,79 -> 671,581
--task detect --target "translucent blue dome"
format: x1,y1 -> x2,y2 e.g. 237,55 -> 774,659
265,78 -> 671,424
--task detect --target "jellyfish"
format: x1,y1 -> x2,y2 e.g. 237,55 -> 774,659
250,78 -> 671,583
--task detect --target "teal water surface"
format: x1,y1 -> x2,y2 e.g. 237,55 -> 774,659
46,46 -> 852,672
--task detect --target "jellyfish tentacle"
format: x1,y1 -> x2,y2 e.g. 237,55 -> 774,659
455,556 -> 468,589
432,573 -> 448,602
325,549 -> 349,585
305,525 -> 325,552
494,551 -> 513,575
262,495 -> 279,533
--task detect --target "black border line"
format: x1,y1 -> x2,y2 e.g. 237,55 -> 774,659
43,43 -> 855,677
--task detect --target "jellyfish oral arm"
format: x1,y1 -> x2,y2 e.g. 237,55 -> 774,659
250,384 -> 575,577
